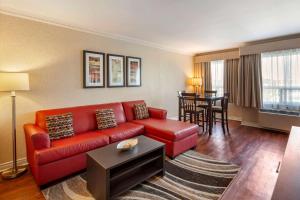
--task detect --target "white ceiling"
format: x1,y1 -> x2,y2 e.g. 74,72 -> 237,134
1,0 -> 300,55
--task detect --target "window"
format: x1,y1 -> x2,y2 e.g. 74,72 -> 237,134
211,60 -> 224,95
261,48 -> 300,113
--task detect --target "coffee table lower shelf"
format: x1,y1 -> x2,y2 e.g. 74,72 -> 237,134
111,167 -> 163,198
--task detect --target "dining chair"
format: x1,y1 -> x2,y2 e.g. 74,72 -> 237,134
205,90 -> 217,106
177,90 -> 186,97
204,90 -> 217,96
180,92 -> 196,122
182,96 -> 205,131
205,90 -> 219,123
212,92 -> 230,133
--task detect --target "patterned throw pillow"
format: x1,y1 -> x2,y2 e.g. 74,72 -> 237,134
96,109 -> 117,130
45,113 -> 74,140
134,103 -> 150,120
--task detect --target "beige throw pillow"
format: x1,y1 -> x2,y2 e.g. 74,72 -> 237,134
96,109 -> 117,130
46,113 -> 74,140
134,103 -> 150,120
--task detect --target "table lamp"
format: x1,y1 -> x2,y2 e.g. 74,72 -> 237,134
192,77 -> 202,94
0,72 -> 30,179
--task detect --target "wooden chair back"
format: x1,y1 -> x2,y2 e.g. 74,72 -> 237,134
182,96 -> 197,113
178,91 -> 191,108
177,90 -> 185,97
181,92 -> 196,97
204,90 -> 217,96
222,92 -> 230,110
205,90 -> 217,105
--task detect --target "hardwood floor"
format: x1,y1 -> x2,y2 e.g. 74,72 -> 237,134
196,121 -> 288,200
0,120 -> 288,200
0,171 -> 44,200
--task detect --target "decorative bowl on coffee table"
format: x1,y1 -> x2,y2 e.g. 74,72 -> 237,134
117,138 -> 138,150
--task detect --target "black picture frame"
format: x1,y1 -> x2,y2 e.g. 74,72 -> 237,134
83,50 -> 105,88
126,56 -> 142,87
107,54 -> 125,87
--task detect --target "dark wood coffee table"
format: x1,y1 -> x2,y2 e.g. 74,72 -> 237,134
86,135 -> 165,200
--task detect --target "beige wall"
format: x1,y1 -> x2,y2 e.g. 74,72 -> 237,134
0,13 -> 193,164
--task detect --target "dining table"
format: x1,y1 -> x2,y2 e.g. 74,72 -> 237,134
178,94 -> 225,135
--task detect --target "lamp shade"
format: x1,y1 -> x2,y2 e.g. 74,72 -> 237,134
192,77 -> 202,86
0,73 -> 30,91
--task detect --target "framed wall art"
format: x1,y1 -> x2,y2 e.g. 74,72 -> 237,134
83,50 -> 105,88
107,54 -> 125,87
126,56 -> 141,87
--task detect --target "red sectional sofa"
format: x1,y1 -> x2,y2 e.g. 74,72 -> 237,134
24,100 -> 199,185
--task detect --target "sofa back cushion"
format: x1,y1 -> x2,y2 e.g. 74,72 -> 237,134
122,100 -> 145,121
36,102 -> 126,134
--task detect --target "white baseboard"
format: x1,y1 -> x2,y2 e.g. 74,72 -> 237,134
241,121 -> 289,133
0,157 -> 28,172
167,116 -> 178,120
241,121 -> 262,128
228,116 -> 242,121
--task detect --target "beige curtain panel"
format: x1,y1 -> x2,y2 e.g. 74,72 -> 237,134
224,59 -> 239,104
237,54 -> 262,108
194,62 -> 211,94
203,62 -> 212,91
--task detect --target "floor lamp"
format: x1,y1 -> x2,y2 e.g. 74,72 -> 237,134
0,72 -> 30,179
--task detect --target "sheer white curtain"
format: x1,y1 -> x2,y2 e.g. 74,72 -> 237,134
261,48 -> 300,112
211,60 -> 224,95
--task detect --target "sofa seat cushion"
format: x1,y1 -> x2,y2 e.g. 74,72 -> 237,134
100,122 -> 144,143
133,119 -> 199,141
35,132 -> 109,165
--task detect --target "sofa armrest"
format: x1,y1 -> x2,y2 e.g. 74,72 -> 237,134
24,124 -> 50,150
148,107 -> 167,119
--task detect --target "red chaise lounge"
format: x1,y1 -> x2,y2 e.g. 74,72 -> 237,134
24,100 -> 199,185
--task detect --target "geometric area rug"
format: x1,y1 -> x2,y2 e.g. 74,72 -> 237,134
42,150 -> 240,200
